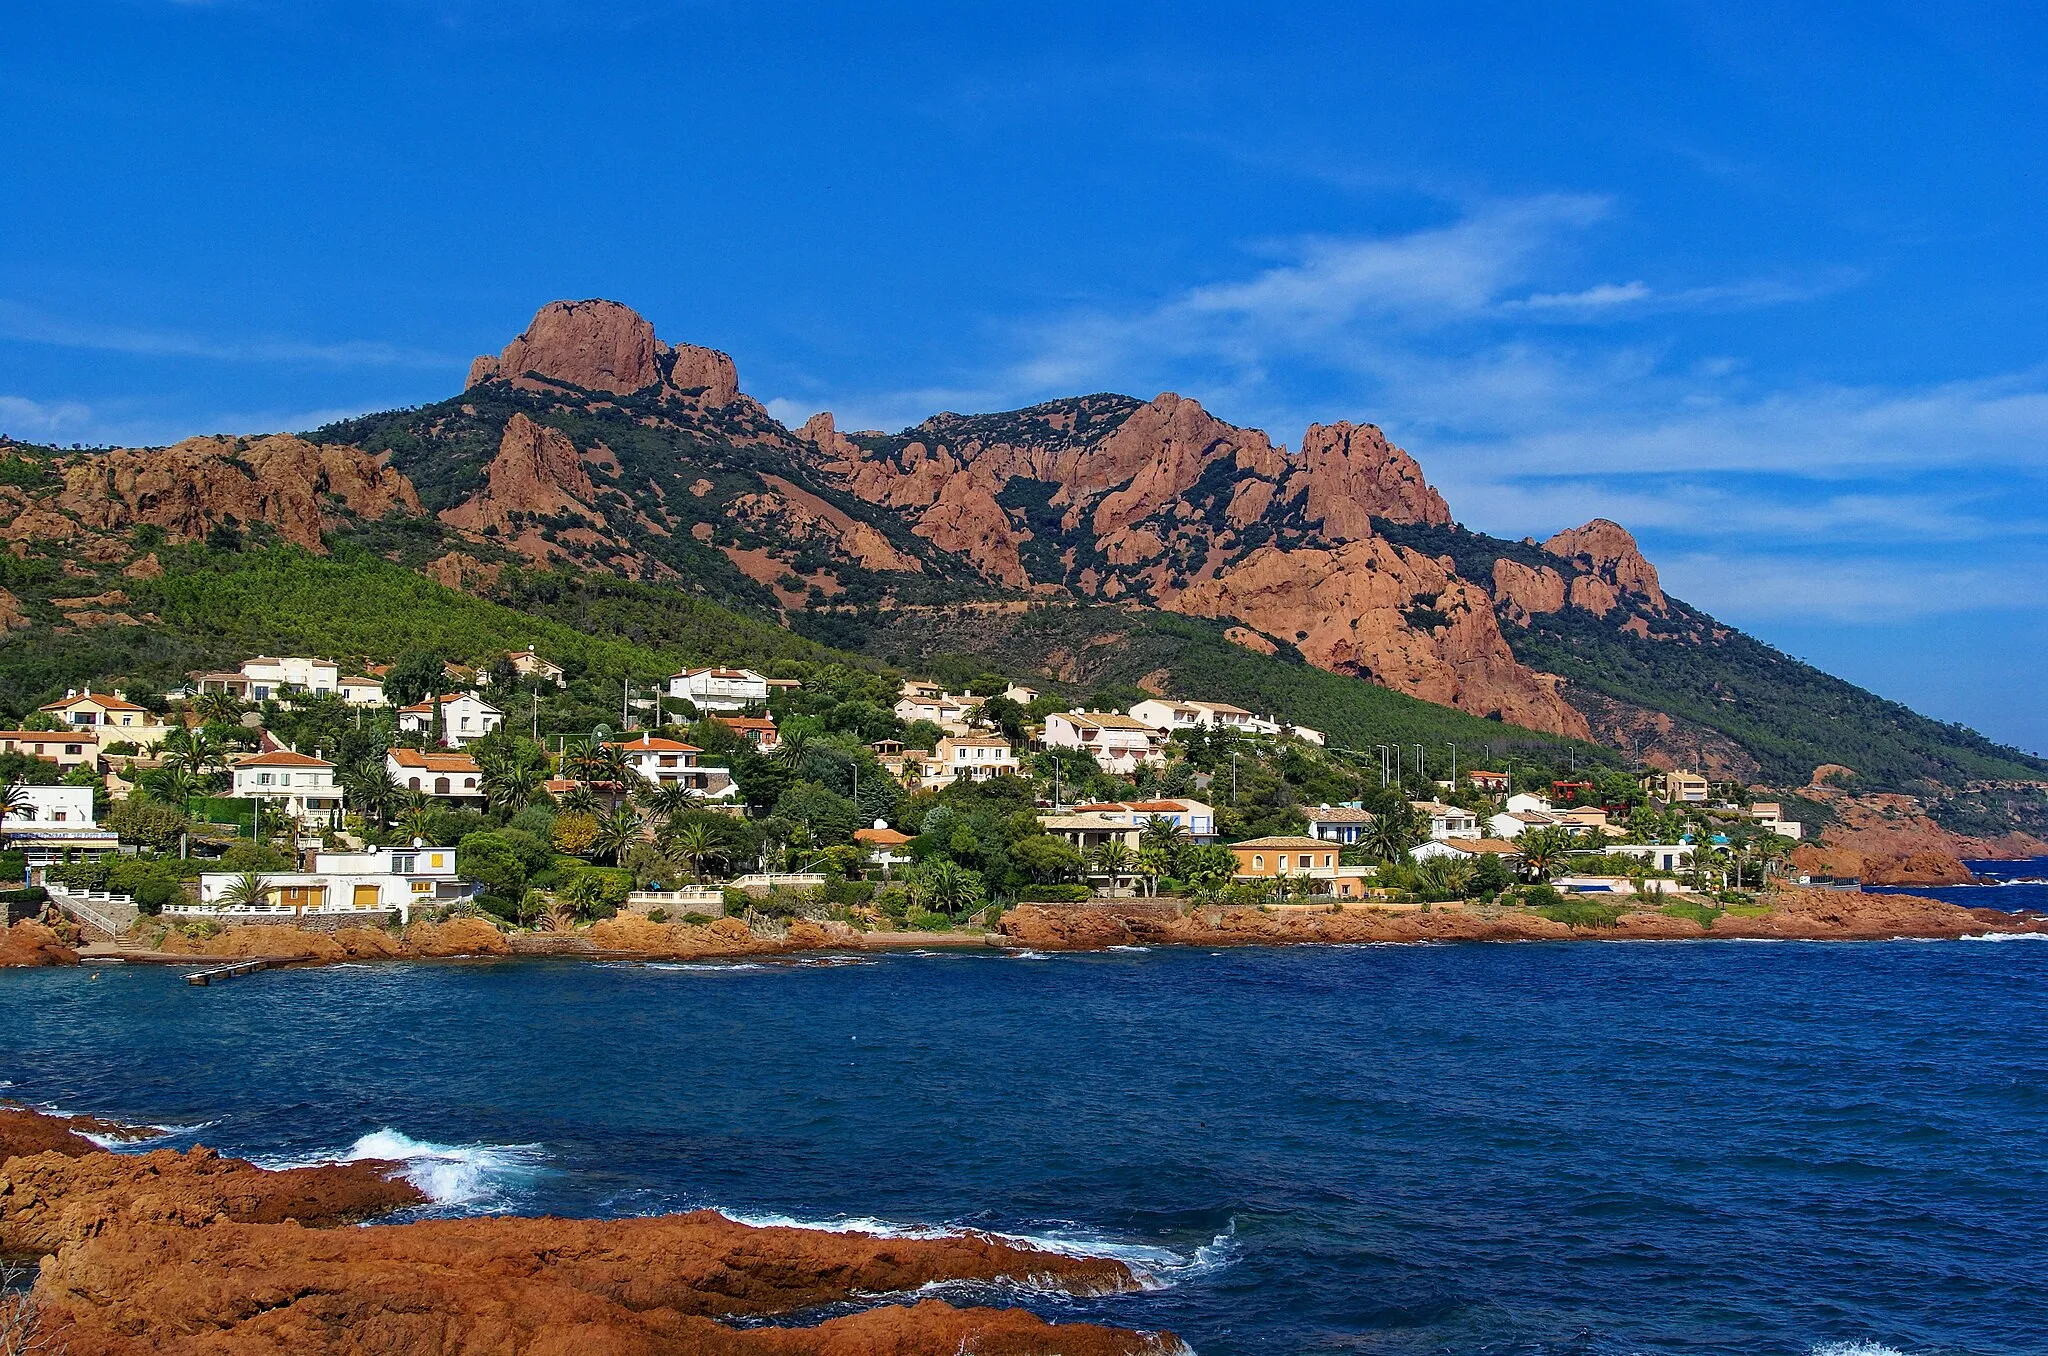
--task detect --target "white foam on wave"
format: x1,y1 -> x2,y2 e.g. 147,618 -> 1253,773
1106,945 -> 1151,953
1008,949 -> 1052,960
710,1208 -> 1237,1292
1810,1342 -> 1913,1356
641,960 -> 770,973
264,1129 -> 547,1211
1960,931 -> 2048,942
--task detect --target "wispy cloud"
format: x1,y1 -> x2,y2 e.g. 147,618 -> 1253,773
0,394 -> 95,441
0,301 -> 452,370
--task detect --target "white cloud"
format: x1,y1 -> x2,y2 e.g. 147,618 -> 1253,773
0,301 -> 452,370
0,394 -> 94,441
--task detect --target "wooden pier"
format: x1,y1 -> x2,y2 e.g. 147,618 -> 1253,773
184,959 -> 280,986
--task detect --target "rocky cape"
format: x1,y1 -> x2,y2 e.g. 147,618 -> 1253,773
0,1107 -> 1177,1355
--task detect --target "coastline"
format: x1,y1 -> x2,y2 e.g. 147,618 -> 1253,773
8,884 -> 2044,974
0,1106 -> 1179,1355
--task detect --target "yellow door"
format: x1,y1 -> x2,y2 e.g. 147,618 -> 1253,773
352,885 -> 379,909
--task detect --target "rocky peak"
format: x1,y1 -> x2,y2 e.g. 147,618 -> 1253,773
466,299 -> 740,406
1543,518 -> 1669,616
1293,421 -> 1452,539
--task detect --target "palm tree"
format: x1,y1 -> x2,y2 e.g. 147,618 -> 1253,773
161,725 -> 229,785
1135,843 -> 1175,898
141,764 -> 200,808
1412,854 -> 1476,901
217,872 -> 273,910
662,819 -> 725,884
1139,814 -> 1190,870
911,858 -> 980,918
482,748 -> 547,817
395,793 -> 436,845
1516,826 -> 1578,883
0,777 -> 26,838
195,690 -> 244,726
1091,839 -> 1136,894
342,760 -> 402,831
1184,842 -> 1237,898
594,805 -> 646,866
638,781 -> 703,818
774,729 -> 812,772
1361,808 -> 1420,865
558,783 -> 599,814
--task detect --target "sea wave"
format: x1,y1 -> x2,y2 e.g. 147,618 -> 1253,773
1959,932 -> 2048,942
1810,1342 -> 1913,1356
1008,950 -> 1053,960
710,1208 -> 1236,1291
1106,945 -> 1151,953
267,1129 -> 547,1211
640,961 -> 770,972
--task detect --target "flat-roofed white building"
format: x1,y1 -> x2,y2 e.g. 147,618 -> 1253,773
192,845 -> 472,924
1,784 -> 116,870
668,667 -> 769,713
1042,712 -> 1165,774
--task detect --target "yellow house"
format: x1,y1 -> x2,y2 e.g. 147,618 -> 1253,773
39,691 -> 171,749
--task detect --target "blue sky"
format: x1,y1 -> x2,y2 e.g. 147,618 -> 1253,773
6,1 -> 2046,753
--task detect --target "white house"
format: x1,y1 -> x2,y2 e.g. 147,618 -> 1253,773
1289,725 -> 1327,747
1002,684 -> 1041,705
1184,701 -> 1282,736
932,734 -> 1018,782
1412,800 -> 1481,840
1304,804 -> 1373,844
481,647 -> 566,687
606,734 -> 738,800
230,750 -> 345,829
386,748 -> 486,806
1488,809 -> 1562,839
39,691 -> 170,749
1505,792 -> 1554,816
892,691 -> 979,734
243,656 -> 341,698
1603,842 -> 1697,873
1,784 -> 116,871
193,845 -> 472,924
1129,698 -> 1206,736
668,667 -> 769,713
1042,712 -> 1165,774
396,692 -> 505,749
1746,803 -> 1806,840
854,821 -> 915,871
337,674 -> 387,706
1410,838 -> 1523,865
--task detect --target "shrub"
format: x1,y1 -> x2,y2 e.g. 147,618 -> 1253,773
1661,900 -> 1722,930
1535,899 -> 1625,929
0,850 -> 25,884
645,907 -> 669,923
681,912 -> 715,926
905,906 -> 953,931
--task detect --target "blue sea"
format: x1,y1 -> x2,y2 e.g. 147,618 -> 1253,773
1865,857 -> 2048,917
5,938 -> 2046,1355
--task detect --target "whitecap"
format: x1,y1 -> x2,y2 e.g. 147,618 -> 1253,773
1106,945 -> 1151,953
1810,1342 -> 1913,1356
709,1208 -> 1238,1291
266,1129 -> 547,1211
642,961 -> 769,973
1959,931 -> 2048,942
1009,950 -> 1052,960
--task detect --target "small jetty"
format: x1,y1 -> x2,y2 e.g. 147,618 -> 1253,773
185,959 -> 281,987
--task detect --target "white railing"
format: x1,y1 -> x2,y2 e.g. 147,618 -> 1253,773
46,887 -> 137,939
164,903 -> 397,917
626,887 -> 726,908
727,873 -> 826,892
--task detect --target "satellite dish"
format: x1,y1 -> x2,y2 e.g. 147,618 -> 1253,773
591,725 -> 613,746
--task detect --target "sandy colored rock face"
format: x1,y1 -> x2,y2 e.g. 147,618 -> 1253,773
439,412 -> 603,536
1169,539 -> 1593,737
0,1143 -> 427,1259
0,919 -> 78,968
48,435 -> 418,553
998,887 -> 2043,951
1296,420 -> 1452,537
467,299 -> 742,406
1543,518 -> 1668,616
5,1111 -> 1169,1356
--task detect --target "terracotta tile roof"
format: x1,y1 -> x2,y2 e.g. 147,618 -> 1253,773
42,691 -> 146,713
854,826 -> 913,846
236,750 -> 334,768
387,749 -> 483,774
1229,835 -> 1332,850
1305,806 -> 1372,823
606,735 -> 701,753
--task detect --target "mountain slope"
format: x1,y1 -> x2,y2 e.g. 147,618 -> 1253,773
3,297 -> 2040,809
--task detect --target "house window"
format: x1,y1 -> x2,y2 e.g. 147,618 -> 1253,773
407,777 -> 421,791
429,853 -> 445,869
1323,854 -> 1333,868
65,744 -> 81,756
1252,855 -> 1264,871
257,773 -> 273,787
393,854 -> 417,873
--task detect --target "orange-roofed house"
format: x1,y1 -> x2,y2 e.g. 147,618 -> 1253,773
1041,712 -> 1165,774
0,729 -> 99,771
386,748 -> 486,806
606,733 -> 738,801
854,821 -> 915,871
715,715 -> 780,751
39,690 -> 170,749
230,750 -> 344,829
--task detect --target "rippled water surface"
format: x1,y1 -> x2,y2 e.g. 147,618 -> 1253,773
5,939 -> 2045,1355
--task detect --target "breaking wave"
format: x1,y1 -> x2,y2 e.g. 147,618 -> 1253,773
267,1129 -> 548,1211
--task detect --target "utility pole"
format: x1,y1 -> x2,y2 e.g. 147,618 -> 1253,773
1415,745 -> 1426,787
532,689 -> 539,743
1447,742 -> 1457,785
1230,751 -> 1238,805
